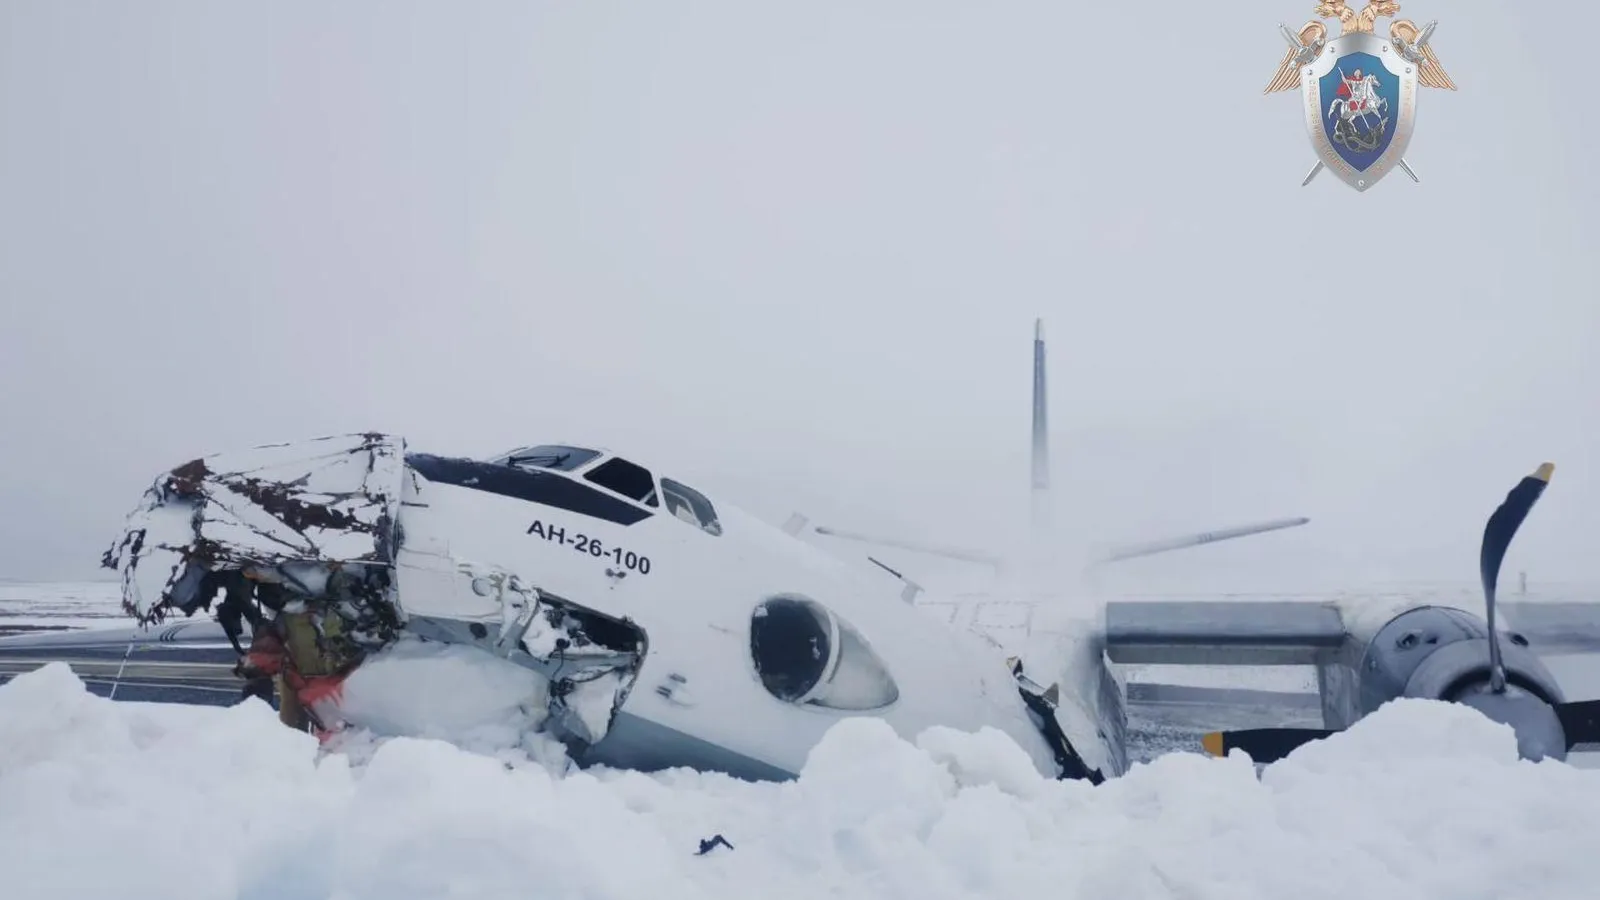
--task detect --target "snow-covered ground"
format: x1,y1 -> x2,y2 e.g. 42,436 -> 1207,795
0,580 -> 126,634
4,658 -> 1600,900
5,580 -> 1600,899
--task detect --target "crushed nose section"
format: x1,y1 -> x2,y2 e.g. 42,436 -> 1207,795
99,433 -> 411,725
394,552 -> 647,755
102,432 -> 407,627
101,433 -> 645,757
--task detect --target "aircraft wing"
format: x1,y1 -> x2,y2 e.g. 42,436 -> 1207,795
1103,598 -> 1600,667
1500,602 -> 1600,653
1098,594 -> 1600,749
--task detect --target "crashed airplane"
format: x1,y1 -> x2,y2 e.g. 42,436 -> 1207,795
3,321 -> 1599,779
87,430 -> 1119,781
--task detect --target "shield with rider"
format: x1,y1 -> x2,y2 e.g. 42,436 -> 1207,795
1264,2 -> 1454,191
1303,36 -> 1414,189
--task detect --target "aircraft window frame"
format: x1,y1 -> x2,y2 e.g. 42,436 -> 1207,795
660,478 -> 722,537
495,445 -> 601,473
582,456 -> 661,508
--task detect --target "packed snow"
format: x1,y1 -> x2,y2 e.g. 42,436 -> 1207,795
0,581 -> 126,635
4,654 -> 1600,900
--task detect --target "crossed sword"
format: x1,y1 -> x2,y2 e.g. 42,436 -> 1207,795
1278,23 -> 1422,187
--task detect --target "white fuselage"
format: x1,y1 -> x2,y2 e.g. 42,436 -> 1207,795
376,446 -> 1108,781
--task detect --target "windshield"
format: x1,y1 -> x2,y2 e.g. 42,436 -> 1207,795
495,445 -> 600,472
662,477 -> 722,536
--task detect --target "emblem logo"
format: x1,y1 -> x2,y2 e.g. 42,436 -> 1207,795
1265,2 -> 1456,191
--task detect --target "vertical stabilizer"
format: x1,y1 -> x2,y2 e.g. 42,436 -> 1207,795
1031,319 -> 1048,490
1030,319 -> 1049,530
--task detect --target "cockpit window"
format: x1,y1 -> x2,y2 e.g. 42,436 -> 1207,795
583,457 -> 660,507
661,478 -> 722,536
498,445 -> 600,472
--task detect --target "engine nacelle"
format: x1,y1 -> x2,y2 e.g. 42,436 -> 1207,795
1351,604 -> 1569,761
1208,464 -> 1591,766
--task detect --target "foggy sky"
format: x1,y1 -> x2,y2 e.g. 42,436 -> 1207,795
1,1 -> 1594,592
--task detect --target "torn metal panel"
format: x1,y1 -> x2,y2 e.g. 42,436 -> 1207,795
98,432 -> 647,755
394,548 -> 648,751
102,433 -> 406,625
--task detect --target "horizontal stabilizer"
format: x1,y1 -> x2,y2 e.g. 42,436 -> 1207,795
1096,517 -> 1311,565
1104,600 -> 1346,666
810,515 -> 1311,572
810,526 -> 1003,569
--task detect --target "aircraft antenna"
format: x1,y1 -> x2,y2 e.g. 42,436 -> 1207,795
1030,318 -> 1049,533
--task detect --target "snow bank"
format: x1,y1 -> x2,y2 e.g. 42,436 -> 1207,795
3,663 -> 1599,900
327,637 -> 561,760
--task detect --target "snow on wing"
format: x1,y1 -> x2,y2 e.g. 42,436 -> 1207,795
102,432 -> 407,624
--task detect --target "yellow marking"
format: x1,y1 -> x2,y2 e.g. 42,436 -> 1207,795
1201,732 -> 1225,757
1534,462 -> 1555,482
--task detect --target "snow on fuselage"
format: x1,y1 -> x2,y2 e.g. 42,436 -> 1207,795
379,444 -> 1068,781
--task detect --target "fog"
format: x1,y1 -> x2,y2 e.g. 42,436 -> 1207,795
1,1 -> 1594,591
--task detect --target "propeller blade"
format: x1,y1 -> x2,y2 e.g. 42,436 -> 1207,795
1481,463 -> 1554,691
1556,698 -> 1600,749
1200,727 -> 1337,763
1482,463 -> 1553,598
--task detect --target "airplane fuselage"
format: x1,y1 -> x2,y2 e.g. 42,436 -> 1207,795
67,434 -> 1121,785
386,446 -> 1086,781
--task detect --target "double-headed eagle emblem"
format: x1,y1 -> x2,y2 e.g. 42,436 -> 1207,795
1266,1 -> 1455,190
